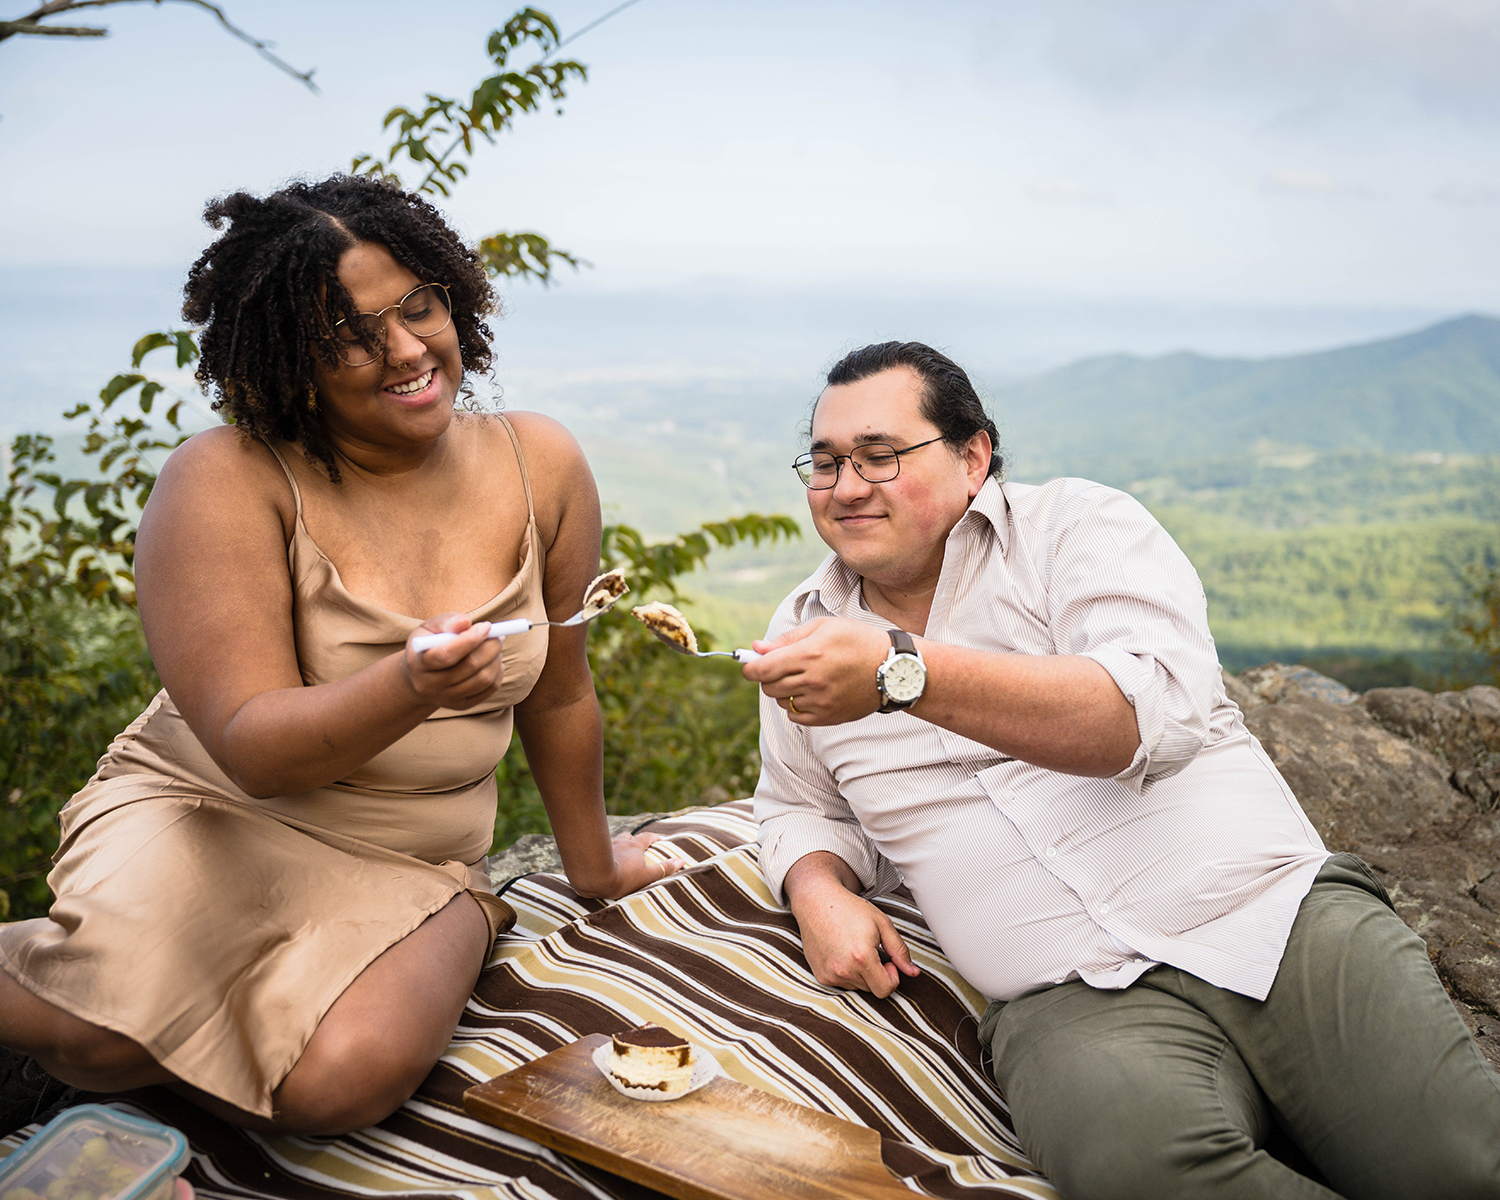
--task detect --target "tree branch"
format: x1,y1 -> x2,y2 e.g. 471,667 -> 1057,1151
0,20 -> 105,35
547,0 -> 644,58
1,0 -> 318,92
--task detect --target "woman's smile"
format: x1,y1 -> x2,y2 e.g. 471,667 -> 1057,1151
385,368 -> 435,400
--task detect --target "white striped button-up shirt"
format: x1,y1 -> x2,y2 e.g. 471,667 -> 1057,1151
755,476 -> 1329,1002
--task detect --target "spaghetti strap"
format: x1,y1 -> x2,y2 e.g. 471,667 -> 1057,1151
495,414 -> 537,527
259,438 -> 305,522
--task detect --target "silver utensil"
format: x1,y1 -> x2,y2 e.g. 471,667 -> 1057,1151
412,591 -> 625,652
641,627 -> 762,663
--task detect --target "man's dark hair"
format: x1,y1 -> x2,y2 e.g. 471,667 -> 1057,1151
821,341 -> 1003,478
183,174 -> 495,481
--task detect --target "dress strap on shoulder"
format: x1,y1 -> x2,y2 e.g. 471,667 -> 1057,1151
258,437 -> 305,522
495,414 -> 537,526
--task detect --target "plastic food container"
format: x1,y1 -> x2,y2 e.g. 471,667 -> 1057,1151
0,1105 -> 189,1200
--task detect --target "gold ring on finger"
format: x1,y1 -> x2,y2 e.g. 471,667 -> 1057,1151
788,695 -> 800,714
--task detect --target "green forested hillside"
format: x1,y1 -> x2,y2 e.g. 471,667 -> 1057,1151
638,319 -> 1500,687
674,448 -> 1500,687
993,314 -> 1500,482
1121,449 -> 1500,670
1165,512 -> 1493,652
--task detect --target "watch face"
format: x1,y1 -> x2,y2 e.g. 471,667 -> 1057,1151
882,655 -> 925,703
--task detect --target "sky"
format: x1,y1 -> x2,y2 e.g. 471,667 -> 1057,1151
5,0 -> 1500,301
3,0 -> 1500,432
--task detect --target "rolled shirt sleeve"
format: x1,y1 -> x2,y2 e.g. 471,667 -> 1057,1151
1042,485 -> 1223,785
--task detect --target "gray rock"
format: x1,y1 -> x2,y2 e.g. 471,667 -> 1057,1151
1238,666 -> 1500,1069
1361,685 -> 1500,811
1242,699 -> 1465,845
1236,662 -> 1359,707
1222,666 -> 1258,713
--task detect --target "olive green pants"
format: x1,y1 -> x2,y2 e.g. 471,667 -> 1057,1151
978,854 -> 1500,1200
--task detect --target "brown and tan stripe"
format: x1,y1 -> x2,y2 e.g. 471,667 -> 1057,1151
6,801 -> 1057,1199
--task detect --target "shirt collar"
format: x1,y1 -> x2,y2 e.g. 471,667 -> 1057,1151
959,475 -> 1010,551
791,475 -> 1012,617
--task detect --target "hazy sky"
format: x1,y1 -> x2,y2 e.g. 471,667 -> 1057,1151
4,0 -> 1500,310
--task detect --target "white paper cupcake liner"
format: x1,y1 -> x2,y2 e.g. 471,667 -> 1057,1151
591,1041 -> 722,1102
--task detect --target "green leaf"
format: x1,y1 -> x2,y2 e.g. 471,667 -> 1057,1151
51,480 -> 84,519
130,332 -> 172,368
99,374 -> 144,406
172,331 -> 200,368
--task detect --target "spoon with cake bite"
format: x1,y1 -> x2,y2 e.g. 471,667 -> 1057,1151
631,601 -> 762,663
412,569 -> 629,652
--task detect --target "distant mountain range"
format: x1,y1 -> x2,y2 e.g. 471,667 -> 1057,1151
991,314 -> 1500,482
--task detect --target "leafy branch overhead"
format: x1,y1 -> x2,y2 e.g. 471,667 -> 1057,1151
351,6 -> 588,283
2,3 -> 799,919
0,0 -> 318,91
34,5 -> 599,609
602,514 -> 801,601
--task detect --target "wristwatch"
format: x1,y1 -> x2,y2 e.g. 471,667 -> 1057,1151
876,629 -> 926,713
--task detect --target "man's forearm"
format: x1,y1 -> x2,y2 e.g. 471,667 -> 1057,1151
780,849 -> 918,997
749,618 -> 1141,779
912,641 -> 1140,777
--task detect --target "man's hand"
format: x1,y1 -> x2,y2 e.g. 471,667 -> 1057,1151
744,617 -> 891,726
783,851 -> 919,998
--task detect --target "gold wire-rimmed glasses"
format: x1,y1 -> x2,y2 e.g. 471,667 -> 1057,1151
331,283 -> 452,366
792,436 -> 946,489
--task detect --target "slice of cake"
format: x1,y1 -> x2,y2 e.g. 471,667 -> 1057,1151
607,1023 -> 695,1094
631,602 -> 699,655
582,569 -> 629,613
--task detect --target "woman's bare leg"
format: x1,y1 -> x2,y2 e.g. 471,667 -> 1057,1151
256,891 -> 489,1134
4,893 -> 489,1136
0,923 -> 168,1090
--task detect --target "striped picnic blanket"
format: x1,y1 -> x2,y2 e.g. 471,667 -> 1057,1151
7,801 -> 1058,1199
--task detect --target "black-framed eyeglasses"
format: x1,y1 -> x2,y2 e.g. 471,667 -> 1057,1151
331,282 -> 452,366
792,436 -> 946,489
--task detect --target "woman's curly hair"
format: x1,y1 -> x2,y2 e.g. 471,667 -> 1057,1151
183,174 -> 495,480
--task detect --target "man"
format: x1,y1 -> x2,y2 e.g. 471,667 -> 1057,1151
743,341 -> 1500,1200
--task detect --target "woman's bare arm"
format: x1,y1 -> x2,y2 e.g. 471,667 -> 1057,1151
506,413 -> 680,898
134,428 -> 504,797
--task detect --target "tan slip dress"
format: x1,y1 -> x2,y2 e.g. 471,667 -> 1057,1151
0,415 -> 548,1119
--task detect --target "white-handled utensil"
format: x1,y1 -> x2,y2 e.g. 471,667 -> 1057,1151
412,617 -> 538,652
413,574 -> 628,652
640,627 -> 762,663
696,648 -> 762,662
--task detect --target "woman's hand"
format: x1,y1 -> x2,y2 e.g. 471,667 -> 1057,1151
570,830 -> 688,899
401,614 -> 505,709
613,829 -> 689,894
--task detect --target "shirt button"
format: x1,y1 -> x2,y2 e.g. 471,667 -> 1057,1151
1099,902 -> 1111,915
1044,846 -> 1058,859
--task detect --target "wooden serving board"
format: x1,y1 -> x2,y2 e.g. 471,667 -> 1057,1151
463,1034 -> 917,1200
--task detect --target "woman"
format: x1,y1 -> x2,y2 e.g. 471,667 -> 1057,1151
0,175 -> 679,1134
